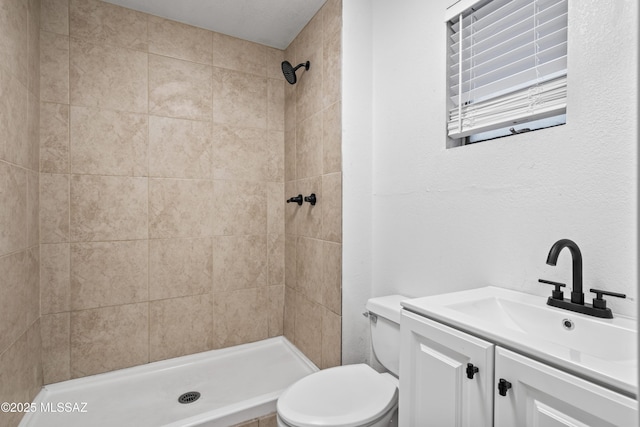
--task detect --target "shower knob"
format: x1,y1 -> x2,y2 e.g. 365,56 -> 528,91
287,195 -> 303,206
304,193 -> 317,206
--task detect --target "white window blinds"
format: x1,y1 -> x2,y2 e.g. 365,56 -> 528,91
447,0 -> 568,139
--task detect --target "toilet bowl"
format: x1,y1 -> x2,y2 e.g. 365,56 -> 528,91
276,295 -> 407,427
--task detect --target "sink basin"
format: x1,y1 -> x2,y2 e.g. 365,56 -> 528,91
401,286 -> 638,397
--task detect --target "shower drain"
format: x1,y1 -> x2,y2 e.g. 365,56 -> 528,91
178,391 -> 201,404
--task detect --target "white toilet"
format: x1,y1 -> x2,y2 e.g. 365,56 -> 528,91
277,295 -> 407,427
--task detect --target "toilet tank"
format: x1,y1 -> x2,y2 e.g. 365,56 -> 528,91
365,295 -> 407,377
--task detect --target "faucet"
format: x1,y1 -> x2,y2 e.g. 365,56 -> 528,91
545,239 -> 584,304
539,239 -> 626,318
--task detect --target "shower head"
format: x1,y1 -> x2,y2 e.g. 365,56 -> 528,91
281,60 -> 310,85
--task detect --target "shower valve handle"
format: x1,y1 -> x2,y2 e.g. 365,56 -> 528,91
287,195 -> 303,206
304,193 -> 317,206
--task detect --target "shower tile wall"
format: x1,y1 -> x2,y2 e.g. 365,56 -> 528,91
283,0 -> 343,369
38,0 -> 287,383
0,0 -> 42,425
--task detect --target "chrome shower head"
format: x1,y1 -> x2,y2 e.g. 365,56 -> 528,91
281,60 -> 310,85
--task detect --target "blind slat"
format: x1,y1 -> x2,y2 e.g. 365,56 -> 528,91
447,0 -> 568,138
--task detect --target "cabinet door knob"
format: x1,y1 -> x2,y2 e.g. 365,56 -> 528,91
498,378 -> 512,396
466,363 -> 479,379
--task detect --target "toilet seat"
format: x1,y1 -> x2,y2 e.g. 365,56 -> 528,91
277,364 -> 398,427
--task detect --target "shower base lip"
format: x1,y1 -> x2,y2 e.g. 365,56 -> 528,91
20,337 -> 318,427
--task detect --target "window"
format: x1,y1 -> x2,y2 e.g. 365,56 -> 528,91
447,0 -> 568,144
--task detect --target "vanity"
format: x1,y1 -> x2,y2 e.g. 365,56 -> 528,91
398,286 -> 638,426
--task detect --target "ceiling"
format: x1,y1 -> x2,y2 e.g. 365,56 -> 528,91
102,0 -> 327,50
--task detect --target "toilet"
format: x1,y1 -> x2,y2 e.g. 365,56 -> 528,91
277,295 -> 407,427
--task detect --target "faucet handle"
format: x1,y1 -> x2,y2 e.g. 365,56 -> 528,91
589,288 -> 626,309
539,279 -> 566,300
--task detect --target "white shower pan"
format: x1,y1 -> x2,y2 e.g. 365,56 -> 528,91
20,337 -> 317,427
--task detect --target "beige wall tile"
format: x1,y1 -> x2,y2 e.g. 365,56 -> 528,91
70,303 -> 149,378
284,81 -> 296,132
295,49 -> 322,124
267,182 -> 284,234
267,130 -> 284,182
323,29 -> 341,109
40,31 -> 69,104
0,162 -> 27,255
0,251 -> 26,354
69,0 -> 147,51
323,101 -> 341,174
322,172 -> 342,242
149,238 -> 212,300
70,106 -> 148,176
149,116 -> 212,179
284,181 -> 298,236
70,240 -> 148,310
40,173 -> 69,243
41,0 -> 69,35
41,243 -> 70,314
212,32 -> 266,76
213,235 -> 267,292
149,294 -> 213,362
214,288 -> 268,348
232,420 -> 258,427
0,67 -> 28,166
296,10 -> 322,65
26,320 -> 43,399
212,180 -> 267,235
27,0 -> 40,98
70,38 -> 148,113
212,125 -> 268,182
323,0 -> 342,37
27,170 -> 39,247
259,414 -> 278,427
266,47 -> 284,80
25,246 -> 40,327
41,312 -> 70,384
295,176 -> 322,239
40,102 -> 70,173
70,174 -> 148,241
0,332 -> 27,427
212,67 -> 267,129
296,112 -> 323,179
149,178 -> 213,239
283,286 -> 296,343
267,79 -> 284,131
268,285 -> 284,337
296,237 -> 323,304
268,234 -> 284,287
321,308 -> 341,369
322,242 -> 342,315
149,54 -> 212,121
149,16 -> 212,64
284,128 -> 295,181
285,235 -> 297,290
0,0 -> 28,86
27,91 -> 39,170
294,295 -> 322,367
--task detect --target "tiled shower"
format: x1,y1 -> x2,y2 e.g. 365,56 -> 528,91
0,0 -> 341,425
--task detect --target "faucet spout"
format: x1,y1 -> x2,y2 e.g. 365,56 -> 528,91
546,239 -> 584,304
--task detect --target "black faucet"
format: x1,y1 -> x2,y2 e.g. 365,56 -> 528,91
545,239 -> 584,304
539,239 -> 626,318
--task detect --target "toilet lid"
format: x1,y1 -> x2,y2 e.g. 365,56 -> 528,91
277,364 -> 398,427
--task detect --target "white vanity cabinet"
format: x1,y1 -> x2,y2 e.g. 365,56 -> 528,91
399,310 -> 494,427
400,309 -> 638,427
494,347 -> 637,427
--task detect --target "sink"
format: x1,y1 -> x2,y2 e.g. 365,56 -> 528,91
401,286 -> 638,397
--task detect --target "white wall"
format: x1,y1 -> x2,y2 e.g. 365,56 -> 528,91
343,0 -> 638,362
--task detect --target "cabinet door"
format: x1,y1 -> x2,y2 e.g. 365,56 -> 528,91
399,310 -> 494,427
495,347 -> 638,427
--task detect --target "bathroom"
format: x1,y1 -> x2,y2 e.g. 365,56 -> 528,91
0,0 -> 637,426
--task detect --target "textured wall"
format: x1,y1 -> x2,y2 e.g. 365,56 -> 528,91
343,0 -> 638,363
39,0 -> 286,383
283,0 -> 343,369
0,0 -> 42,426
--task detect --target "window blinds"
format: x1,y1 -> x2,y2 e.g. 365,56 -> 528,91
447,0 -> 568,139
